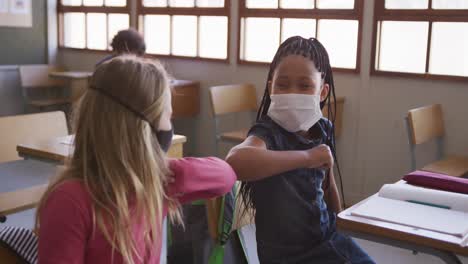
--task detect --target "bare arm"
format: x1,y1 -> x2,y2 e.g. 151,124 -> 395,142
323,170 -> 343,213
226,136 -> 333,182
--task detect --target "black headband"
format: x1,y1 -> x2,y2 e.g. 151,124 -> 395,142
88,85 -> 158,132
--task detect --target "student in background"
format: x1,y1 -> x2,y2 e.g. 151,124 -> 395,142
96,28 -> 146,66
226,36 -> 374,263
36,56 -> 236,264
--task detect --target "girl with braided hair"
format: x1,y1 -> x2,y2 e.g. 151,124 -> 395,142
226,36 -> 374,263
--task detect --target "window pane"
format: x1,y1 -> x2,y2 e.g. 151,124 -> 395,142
144,15 -> 170,55
62,0 -> 82,6
108,14 -> 129,49
378,21 -> 429,73
169,0 -> 195,7
143,0 -> 166,7
246,0 -> 278,9
172,15 -> 197,57
64,13 -> 85,48
318,19 -> 358,69
429,22 -> 468,77
280,0 -> 314,9
317,0 -> 354,9
87,13 -> 107,50
432,0 -> 468,9
196,0 -> 224,7
282,18 -> 316,43
385,0 -> 428,9
241,17 -> 280,62
83,0 -> 103,6
199,16 -> 228,59
105,0 -> 126,6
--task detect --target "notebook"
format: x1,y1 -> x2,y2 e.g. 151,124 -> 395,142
350,183 -> 468,245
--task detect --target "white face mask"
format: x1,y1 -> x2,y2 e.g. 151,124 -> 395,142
267,94 -> 323,133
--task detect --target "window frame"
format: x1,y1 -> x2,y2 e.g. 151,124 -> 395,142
137,0 -> 231,63
237,0 -> 364,73
57,0 -> 131,53
371,0 -> 468,82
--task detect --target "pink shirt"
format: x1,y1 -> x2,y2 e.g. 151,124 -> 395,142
38,157 -> 236,264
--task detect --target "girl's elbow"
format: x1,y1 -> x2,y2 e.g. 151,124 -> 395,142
225,148 -> 246,177
225,147 -> 240,165
218,163 -> 237,195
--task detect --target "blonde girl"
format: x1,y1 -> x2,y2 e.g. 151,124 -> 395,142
36,56 -> 236,264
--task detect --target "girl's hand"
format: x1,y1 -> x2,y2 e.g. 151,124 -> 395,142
305,144 -> 334,169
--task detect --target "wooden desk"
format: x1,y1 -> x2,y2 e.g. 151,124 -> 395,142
49,71 -> 92,79
338,193 -> 468,264
49,71 -> 92,102
17,134 -> 187,163
0,160 -> 57,217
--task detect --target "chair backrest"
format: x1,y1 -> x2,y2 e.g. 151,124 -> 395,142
0,111 -> 68,162
407,104 -> 445,145
19,65 -> 65,89
209,84 -> 257,116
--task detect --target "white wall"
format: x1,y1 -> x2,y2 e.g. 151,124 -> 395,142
56,0 -> 468,204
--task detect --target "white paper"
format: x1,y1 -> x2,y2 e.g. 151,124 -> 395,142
379,183 -> 468,213
9,0 -> 30,14
60,136 -> 75,146
341,199 -> 468,247
238,224 -> 259,264
0,0 -> 8,13
160,217 -> 167,264
351,196 -> 468,238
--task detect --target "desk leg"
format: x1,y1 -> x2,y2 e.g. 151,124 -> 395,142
341,230 -> 463,264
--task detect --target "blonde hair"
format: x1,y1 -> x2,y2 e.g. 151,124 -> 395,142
36,56 -> 181,263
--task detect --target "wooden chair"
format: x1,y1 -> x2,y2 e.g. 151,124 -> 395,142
0,111 -> 69,163
19,65 -> 72,112
0,245 -> 22,264
405,104 -> 468,177
0,184 -> 52,263
0,111 -> 67,263
209,84 -> 257,156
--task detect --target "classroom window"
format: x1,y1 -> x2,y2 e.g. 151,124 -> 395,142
372,0 -> 468,79
138,0 -> 230,61
58,0 -> 130,51
239,0 -> 363,71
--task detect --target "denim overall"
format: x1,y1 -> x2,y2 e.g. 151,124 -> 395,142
247,116 -> 375,264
